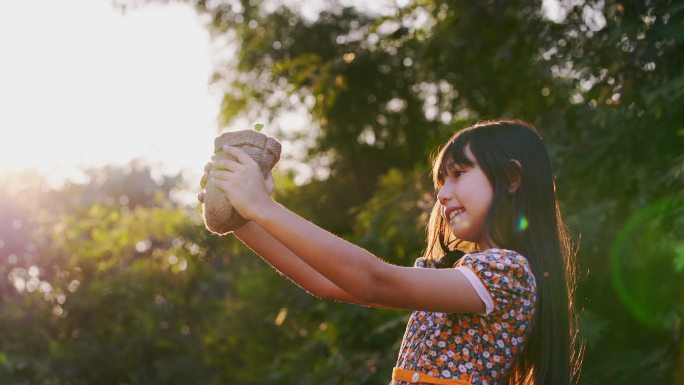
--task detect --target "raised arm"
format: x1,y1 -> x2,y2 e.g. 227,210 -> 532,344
250,201 -> 486,313
232,220 -> 394,308
200,167 -> 391,308
209,146 -> 487,314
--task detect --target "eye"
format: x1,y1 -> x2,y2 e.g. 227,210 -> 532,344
447,168 -> 465,179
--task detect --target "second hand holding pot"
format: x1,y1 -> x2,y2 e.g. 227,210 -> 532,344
209,145 -> 274,222
202,128 -> 281,235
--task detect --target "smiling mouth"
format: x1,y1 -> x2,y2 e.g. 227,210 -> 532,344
443,207 -> 465,222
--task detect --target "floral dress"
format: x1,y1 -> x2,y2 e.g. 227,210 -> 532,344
390,248 -> 537,385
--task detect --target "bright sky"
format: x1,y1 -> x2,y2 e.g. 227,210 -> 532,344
0,0 -> 566,196
0,0 -> 410,200
0,0 -> 227,191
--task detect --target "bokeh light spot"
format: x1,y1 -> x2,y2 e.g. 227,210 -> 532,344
343,52 -> 355,63
610,197 -> 684,330
274,307 -> 288,326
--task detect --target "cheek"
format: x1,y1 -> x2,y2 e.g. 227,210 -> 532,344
468,180 -> 494,215
481,191 -> 495,215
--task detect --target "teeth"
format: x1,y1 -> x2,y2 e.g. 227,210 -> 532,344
449,208 -> 465,221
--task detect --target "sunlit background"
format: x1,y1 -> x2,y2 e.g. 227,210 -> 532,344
0,0 -> 588,192
0,0 -> 417,195
0,1 -> 225,192
0,0 -> 681,384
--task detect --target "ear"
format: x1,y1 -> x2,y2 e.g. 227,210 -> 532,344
508,159 -> 522,194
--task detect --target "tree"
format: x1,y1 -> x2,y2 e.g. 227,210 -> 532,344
122,0 -> 682,382
10,0 -> 678,383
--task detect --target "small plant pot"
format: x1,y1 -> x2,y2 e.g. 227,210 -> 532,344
202,130 -> 281,235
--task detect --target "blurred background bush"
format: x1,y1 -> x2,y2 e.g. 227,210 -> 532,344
0,0 -> 682,384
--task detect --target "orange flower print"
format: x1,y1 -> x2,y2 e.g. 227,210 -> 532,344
393,249 -> 536,385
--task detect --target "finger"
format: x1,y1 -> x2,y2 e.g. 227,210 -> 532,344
197,191 -> 205,203
204,161 -> 214,172
210,169 -> 233,180
222,145 -> 254,165
211,154 -> 227,164
212,158 -> 240,172
209,177 -> 231,192
265,174 -> 275,195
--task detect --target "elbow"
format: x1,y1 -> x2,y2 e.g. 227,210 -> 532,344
315,285 -> 356,303
306,252 -> 388,304
306,279 -> 347,302
317,284 -> 377,306
352,258 -> 387,304
314,286 -> 336,301
302,282 -> 335,301
357,290 -> 379,305
309,291 -> 328,301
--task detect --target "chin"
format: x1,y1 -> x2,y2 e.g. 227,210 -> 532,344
448,224 -> 481,243
449,229 -> 475,242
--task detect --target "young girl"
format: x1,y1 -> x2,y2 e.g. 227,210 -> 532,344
199,119 -> 582,385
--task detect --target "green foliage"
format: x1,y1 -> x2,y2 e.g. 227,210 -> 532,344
0,165 -> 412,384
3,0 -> 683,383
351,167 -> 434,265
183,0 -> 683,382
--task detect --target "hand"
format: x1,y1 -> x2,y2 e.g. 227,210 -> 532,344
202,145 -> 274,221
198,160 -> 275,203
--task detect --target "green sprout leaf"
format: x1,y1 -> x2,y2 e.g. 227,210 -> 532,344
254,123 -> 264,132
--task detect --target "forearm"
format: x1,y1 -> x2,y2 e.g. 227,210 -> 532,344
233,221 -> 349,299
252,200 -> 387,303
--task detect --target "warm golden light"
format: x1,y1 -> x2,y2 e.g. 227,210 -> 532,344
0,0 -> 220,188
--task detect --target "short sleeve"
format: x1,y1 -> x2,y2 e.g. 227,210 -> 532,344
455,250 -> 536,317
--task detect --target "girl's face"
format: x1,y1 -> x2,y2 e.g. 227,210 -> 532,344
436,144 -> 495,251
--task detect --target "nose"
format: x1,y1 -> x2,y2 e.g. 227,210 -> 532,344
436,186 -> 451,205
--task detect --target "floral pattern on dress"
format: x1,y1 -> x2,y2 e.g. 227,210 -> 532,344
390,249 -> 537,385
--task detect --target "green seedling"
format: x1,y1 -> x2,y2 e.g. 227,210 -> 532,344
254,123 -> 264,132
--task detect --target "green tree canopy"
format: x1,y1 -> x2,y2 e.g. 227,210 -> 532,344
1,0 -> 682,383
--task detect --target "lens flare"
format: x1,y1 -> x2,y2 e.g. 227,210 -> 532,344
674,243 -> 684,272
517,216 -> 529,232
610,197 -> 684,330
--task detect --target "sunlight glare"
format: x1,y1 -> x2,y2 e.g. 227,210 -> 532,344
0,0 -> 221,190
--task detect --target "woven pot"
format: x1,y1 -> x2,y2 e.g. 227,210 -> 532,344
203,130 -> 281,235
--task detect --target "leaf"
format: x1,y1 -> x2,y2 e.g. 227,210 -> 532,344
674,243 -> 684,272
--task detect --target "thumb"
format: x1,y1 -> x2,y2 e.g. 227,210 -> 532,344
222,145 -> 254,166
265,172 -> 275,194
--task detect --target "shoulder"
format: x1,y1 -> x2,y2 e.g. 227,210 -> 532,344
461,248 -> 531,268
459,248 -> 536,286
456,248 -> 537,316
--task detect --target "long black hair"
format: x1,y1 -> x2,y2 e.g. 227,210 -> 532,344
423,119 -> 583,385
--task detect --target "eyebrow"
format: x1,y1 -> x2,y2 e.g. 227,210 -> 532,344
445,161 -> 470,171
